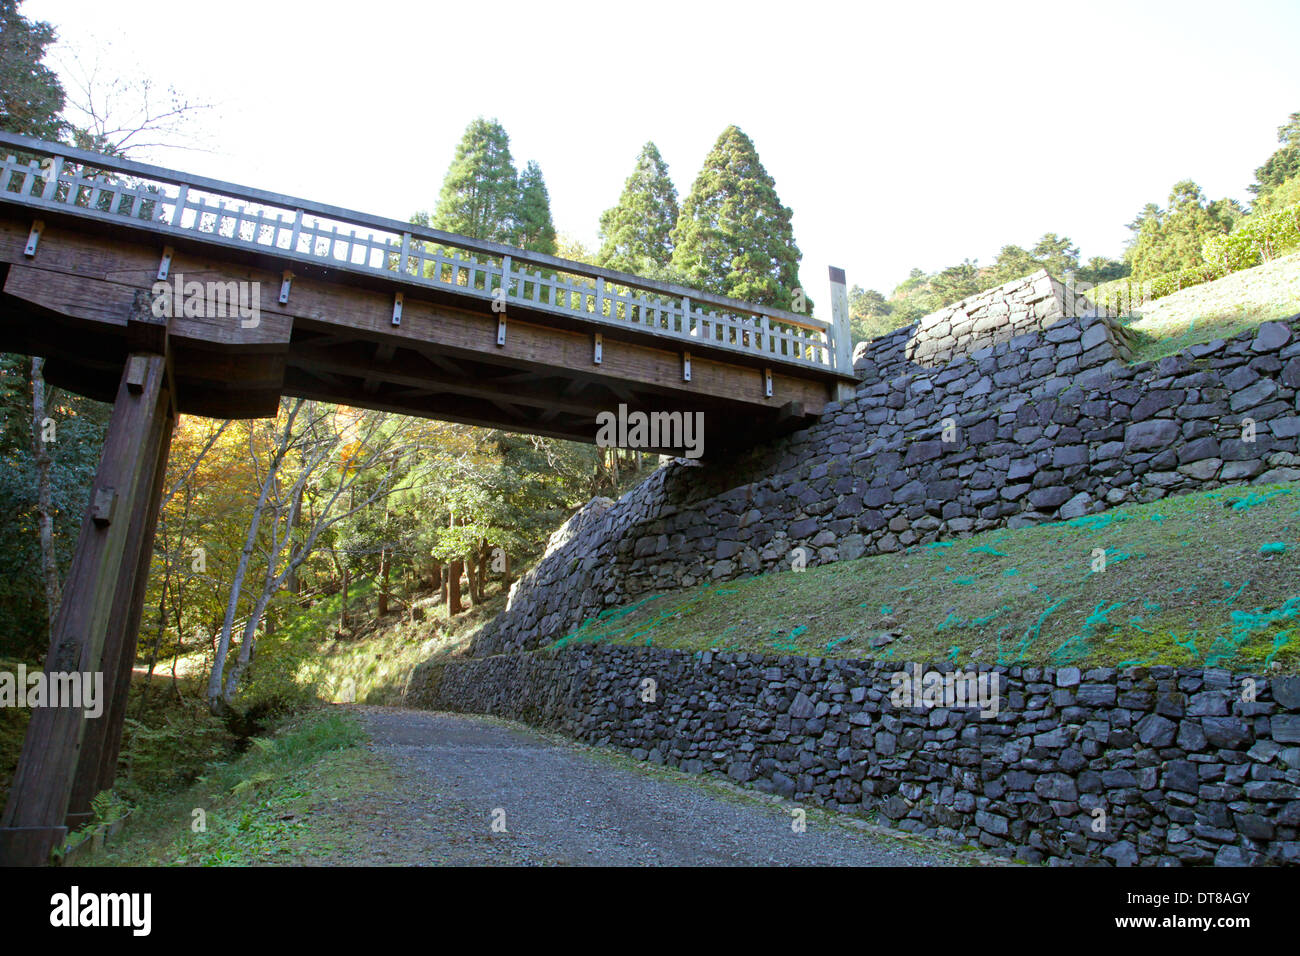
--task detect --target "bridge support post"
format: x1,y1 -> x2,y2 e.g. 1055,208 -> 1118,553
0,350 -> 174,865
67,380 -> 175,829
828,266 -> 857,402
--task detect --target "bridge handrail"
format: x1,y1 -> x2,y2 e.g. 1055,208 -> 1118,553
0,132 -> 850,374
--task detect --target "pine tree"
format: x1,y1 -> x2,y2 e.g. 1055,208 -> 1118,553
515,160 -> 557,255
596,142 -> 679,277
432,117 -> 520,244
0,0 -> 66,141
670,126 -> 806,311
1128,181 -> 1241,280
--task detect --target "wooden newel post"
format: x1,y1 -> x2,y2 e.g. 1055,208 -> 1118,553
0,337 -> 174,865
828,266 -> 856,402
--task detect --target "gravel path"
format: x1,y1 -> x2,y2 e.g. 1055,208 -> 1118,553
351,706 -> 987,866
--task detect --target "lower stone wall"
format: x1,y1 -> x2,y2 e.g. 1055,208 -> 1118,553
409,645 -> 1300,866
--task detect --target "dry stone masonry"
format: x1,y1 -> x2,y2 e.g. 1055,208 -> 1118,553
472,273 -> 1300,657
424,271 -> 1300,865
411,646 -> 1300,866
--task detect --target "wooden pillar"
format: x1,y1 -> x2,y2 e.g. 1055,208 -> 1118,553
0,351 -> 173,865
66,387 -> 175,827
828,266 -> 857,403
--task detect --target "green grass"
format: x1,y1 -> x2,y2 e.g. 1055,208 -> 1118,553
1118,251 -> 1300,364
546,480 -> 1300,673
87,706 -> 378,866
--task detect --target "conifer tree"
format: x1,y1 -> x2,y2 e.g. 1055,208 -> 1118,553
432,117 -> 521,243
0,0 -> 66,141
596,142 -> 679,277
516,160 -> 557,255
670,125 -> 806,311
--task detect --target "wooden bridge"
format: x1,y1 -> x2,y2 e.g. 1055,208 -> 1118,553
0,131 -> 857,864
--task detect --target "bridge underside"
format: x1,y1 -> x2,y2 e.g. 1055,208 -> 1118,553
0,214 -> 843,455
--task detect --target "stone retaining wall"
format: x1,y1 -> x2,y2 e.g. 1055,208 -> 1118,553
471,274 -> 1300,657
410,645 -> 1300,865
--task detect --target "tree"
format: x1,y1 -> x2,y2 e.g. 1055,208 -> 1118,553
670,125 -> 807,312
515,160 -> 557,255
1250,110 -> 1300,204
1077,255 -> 1129,284
55,45 -> 212,157
30,359 -> 59,640
208,402 -> 413,709
1252,174 -> 1300,216
0,0 -> 65,141
429,117 -> 521,244
597,141 -> 679,277
1031,233 -> 1079,279
928,259 -> 982,307
848,286 -> 903,343
0,356 -> 109,660
989,245 -> 1038,285
1128,180 -> 1241,279
555,233 -> 597,265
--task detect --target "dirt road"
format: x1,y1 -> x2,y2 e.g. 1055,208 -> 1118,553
347,707 -> 987,866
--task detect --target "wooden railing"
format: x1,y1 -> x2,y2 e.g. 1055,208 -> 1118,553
0,132 -> 852,375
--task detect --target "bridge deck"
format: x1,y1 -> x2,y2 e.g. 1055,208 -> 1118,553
0,132 -> 855,453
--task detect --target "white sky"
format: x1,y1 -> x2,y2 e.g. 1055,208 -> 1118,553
24,0 -> 1300,304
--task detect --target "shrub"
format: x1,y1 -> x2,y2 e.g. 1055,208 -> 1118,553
1147,262 -> 1230,299
234,633 -> 320,719
1202,200 -> 1300,271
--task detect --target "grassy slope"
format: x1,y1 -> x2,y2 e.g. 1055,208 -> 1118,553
532,262 -> 1300,672
285,579 -> 503,705
87,707 -> 385,866
1121,250 -> 1300,363
549,480 -> 1300,673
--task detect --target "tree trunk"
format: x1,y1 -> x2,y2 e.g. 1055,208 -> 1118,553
378,545 -> 390,616
31,357 -> 61,638
209,401 -> 303,712
340,564 -> 350,631
464,550 -> 477,608
143,563 -> 169,687
224,597 -> 266,701
447,559 -> 463,615
477,539 -> 491,600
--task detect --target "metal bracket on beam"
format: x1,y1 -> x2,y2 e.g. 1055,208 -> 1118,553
157,246 -> 174,281
278,270 -> 293,305
683,351 -> 692,382
24,220 -> 43,256
764,367 -> 773,398
392,292 -> 403,326
594,333 -> 603,364
496,314 -> 507,347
